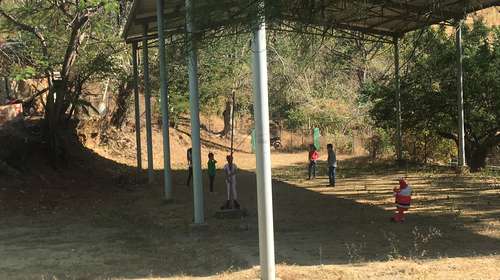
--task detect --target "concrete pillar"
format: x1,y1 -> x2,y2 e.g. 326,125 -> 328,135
131,42 -> 142,172
142,25 -> 154,183
251,1 -> 276,278
186,0 -> 204,223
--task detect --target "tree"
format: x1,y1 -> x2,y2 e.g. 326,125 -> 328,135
0,0 -> 123,164
363,21 -> 499,171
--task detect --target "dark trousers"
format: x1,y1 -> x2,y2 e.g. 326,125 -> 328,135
308,160 -> 317,179
209,175 -> 215,192
186,166 -> 192,186
328,166 -> 336,186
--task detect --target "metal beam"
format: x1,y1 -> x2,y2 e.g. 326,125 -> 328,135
186,0 -> 205,224
156,0 -> 173,199
455,20 -> 466,168
142,25 -> 154,183
123,0 -> 499,42
381,1 -> 462,19
252,1 -> 276,279
131,42 -> 142,172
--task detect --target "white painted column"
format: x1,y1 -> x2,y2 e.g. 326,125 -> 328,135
156,0 -> 173,199
131,42 -> 142,172
186,0 -> 204,224
251,2 -> 276,279
142,25 -> 154,184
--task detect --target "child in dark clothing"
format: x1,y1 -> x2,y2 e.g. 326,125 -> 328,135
186,147 -> 192,186
327,143 -> 337,186
207,152 -> 217,192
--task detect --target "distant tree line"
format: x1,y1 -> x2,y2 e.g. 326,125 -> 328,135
1,0 -> 497,171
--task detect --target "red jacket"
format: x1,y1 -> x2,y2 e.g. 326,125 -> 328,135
309,150 -> 319,161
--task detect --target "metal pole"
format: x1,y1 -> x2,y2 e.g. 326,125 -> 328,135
156,0 -> 173,199
251,2 -> 276,278
231,90 -> 235,156
142,25 -> 154,183
455,21 -> 466,167
394,36 -> 403,163
186,0 -> 204,224
132,42 -> 142,172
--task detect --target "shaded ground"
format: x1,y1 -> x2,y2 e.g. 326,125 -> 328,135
0,128 -> 499,279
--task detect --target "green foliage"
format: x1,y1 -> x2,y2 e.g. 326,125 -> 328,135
198,35 -> 252,116
365,127 -> 394,159
363,21 -> 500,170
11,65 -> 36,80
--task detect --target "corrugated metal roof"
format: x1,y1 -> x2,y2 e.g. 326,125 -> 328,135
123,0 -> 500,42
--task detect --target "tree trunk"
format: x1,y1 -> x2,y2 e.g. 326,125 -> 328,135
44,79 -> 65,167
111,79 -> 133,128
468,147 -> 488,172
466,133 -> 500,172
221,99 -> 233,137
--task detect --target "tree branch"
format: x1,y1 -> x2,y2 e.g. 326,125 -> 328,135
0,8 -> 49,59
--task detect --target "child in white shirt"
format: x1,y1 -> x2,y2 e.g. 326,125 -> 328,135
222,155 -> 240,209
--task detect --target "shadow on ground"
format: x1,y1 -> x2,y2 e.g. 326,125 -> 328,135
0,133 -> 499,279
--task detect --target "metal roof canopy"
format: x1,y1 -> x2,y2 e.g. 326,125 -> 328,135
123,0 -> 499,42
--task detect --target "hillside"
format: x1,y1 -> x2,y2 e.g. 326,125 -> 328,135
468,6 -> 500,26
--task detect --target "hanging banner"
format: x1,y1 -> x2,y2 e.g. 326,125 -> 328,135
251,129 -> 256,153
313,128 -> 320,150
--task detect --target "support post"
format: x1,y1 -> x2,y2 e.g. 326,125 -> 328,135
231,89 -> 235,156
251,2 -> 276,279
394,36 -> 403,163
156,0 -> 173,199
186,0 -> 204,224
131,42 -> 142,172
455,21 -> 466,168
142,25 -> 154,183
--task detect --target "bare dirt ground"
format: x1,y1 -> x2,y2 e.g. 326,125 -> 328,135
0,121 -> 499,280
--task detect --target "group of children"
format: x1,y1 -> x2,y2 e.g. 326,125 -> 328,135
187,144 -> 412,222
308,144 -> 337,186
187,149 -> 240,210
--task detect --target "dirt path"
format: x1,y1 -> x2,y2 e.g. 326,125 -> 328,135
1,132 -> 499,279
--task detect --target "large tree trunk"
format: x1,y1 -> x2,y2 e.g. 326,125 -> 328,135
440,131 -> 500,172
468,147 -> 488,172
44,79 -> 66,166
44,15 -> 89,166
467,133 -> 500,171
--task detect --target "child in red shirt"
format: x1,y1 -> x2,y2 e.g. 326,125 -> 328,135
391,178 -> 412,222
308,144 -> 319,180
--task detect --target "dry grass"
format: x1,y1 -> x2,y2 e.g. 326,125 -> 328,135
1,121 -> 499,279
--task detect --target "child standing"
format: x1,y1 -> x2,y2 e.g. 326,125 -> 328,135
308,144 -> 319,180
222,155 -> 240,209
186,147 -> 192,186
207,152 -> 217,193
327,144 -> 337,186
391,178 -> 412,222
